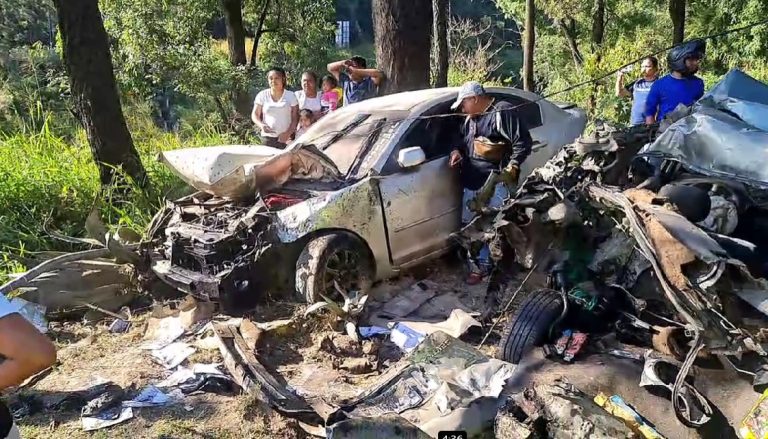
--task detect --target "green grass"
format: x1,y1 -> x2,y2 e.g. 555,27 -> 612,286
0,102 -> 234,281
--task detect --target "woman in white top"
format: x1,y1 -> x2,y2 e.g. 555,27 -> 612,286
295,71 -> 322,119
251,67 -> 299,149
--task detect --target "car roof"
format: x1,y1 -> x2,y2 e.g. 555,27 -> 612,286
334,86 -> 547,116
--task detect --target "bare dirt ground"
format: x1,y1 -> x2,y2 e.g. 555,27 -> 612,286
8,255 -> 759,438
14,315 -> 305,439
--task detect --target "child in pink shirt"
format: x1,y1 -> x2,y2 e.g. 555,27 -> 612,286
320,75 -> 342,113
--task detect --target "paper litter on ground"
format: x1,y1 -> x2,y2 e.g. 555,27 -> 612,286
81,407 -> 134,431
156,363 -> 225,388
151,342 -> 196,369
123,386 -> 174,408
142,316 -> 185,350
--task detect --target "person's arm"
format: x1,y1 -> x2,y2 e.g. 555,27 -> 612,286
327,59 -> 348,81
644,81 -> 661,125
329,90 -> 340,110
348,66 -> 385,86
694,78 -> 705,100
0,311 -> 57,390
615,73 -> 631,98
279,99 -> 300,144
251,92 -> 273,133
498,111 -> 533,168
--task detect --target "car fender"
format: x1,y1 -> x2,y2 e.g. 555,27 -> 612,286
273,178 -> 393,280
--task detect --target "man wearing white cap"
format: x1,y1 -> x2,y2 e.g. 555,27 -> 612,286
449,81 -> 533,284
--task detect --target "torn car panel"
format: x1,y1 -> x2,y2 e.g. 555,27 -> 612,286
159,144 -> 341,200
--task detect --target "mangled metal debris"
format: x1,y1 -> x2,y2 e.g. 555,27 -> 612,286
459,69 -> 768,430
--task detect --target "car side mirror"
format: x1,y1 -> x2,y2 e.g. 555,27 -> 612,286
397,146 -> 426,168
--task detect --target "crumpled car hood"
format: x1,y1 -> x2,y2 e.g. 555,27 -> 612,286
159,143 -> 342,199
641,69 -> 768,187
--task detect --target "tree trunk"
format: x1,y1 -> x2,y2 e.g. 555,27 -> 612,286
669,0 -> 686,44
249,0 -> 272,68
432,0 -> 449,88
588,0 -> 606,113
522,0 -> 535,91
591,0 -> 605,48
220,0 -> 247,66
556,18 -> 583,67
52,0 -> 146,188
373,0 -> 432,94
219,0 -> 249,115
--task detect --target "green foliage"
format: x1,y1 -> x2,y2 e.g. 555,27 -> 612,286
0,43 -> 70,135
0,0 -> 55,53
254,0 -> 337,80
495,0 -> 768,124
0,101 -> 232,280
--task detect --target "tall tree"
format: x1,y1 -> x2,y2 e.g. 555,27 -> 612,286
52,0 -> 147,188
522,0 -> 535,91
373,0 -> 432,94
588,0 -> 606,112
249,0 -> 273,68
432,0 -> 449,87
220,0 -> 247,66
669,0 -> 686,44
219,0 -> 250,115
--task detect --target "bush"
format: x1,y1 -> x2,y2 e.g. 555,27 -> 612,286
0,101 -> 232,281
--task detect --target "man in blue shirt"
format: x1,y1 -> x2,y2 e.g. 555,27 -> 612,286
644,39 -> 706,124
615,56 -> 659,125
327,56 -> 385,105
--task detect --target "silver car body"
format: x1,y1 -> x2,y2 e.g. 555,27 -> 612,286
271,87 -> 586,280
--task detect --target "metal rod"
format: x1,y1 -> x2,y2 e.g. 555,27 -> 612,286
477,263 -> 538,348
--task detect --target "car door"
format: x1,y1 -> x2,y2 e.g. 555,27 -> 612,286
377,116 -> 463,268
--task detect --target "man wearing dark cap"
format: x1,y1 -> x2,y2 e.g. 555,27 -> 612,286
644,39 -> 706,124
449,81 -> 533,284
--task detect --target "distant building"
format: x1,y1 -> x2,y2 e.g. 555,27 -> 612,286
335,20 -> 351,48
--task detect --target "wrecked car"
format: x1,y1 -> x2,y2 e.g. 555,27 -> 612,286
143,87 -> 586,311
468,69 -> 768,427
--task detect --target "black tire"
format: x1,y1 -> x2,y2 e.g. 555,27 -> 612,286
498,289 -> 564,364
295,232 -> 374,303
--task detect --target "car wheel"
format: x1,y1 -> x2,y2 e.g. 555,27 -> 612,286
498,289 -> 564,364
295,232 -> 374,303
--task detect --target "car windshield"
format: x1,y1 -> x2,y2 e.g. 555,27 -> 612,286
293,110 -> 401,175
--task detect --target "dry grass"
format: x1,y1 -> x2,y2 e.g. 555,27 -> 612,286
13,311 -> 305,439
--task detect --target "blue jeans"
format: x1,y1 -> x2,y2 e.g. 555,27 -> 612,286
462,183 -> 509,274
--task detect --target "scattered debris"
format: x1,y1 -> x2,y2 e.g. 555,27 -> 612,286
389,322 -> 425,353
332,331 -> 516,437
638,353 -> 712,426
122,386 -> 174,408
326,415 -> 430,439
594,392 -> 664,438
740,388 -> 768,439
395,309 -> 480,339
151,342 -> 196,369
142,315 -> 185,350
80,382 -> 126,418
81,407 -> 134,432
109,318 -> 131,334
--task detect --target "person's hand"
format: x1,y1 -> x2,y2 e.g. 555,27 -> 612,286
278,132 -> 292,144
346,66 -> 359,76
261,125 -> 275,135
501,163 -> 520,185
449,150 -> 462,168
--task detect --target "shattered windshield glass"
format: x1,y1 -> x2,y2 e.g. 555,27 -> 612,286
294,110 -> 397,175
